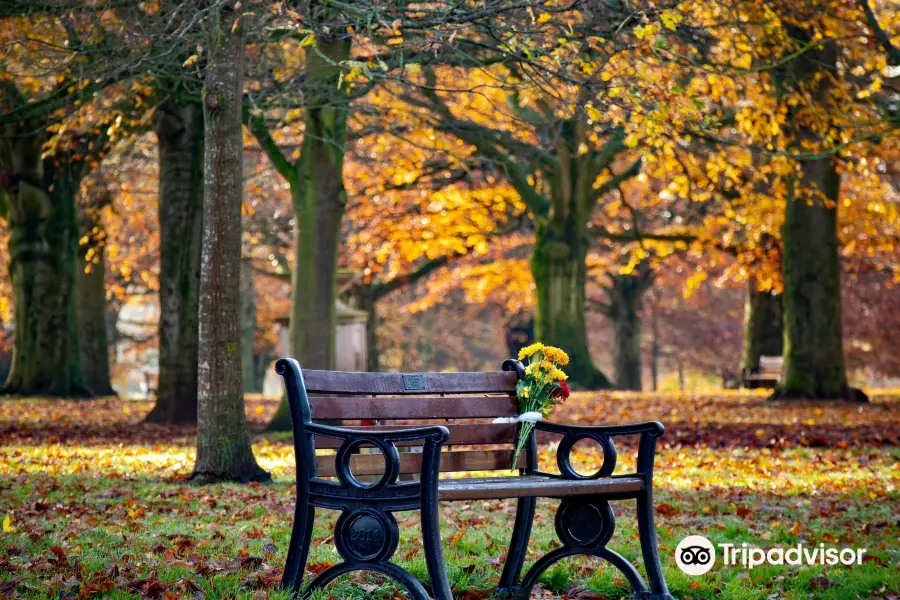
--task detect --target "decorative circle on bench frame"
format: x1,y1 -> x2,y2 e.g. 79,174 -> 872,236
555,499 -> 615,548
335,509 -> 399,563
556,433 -> 617,479
335,437 -> 400,490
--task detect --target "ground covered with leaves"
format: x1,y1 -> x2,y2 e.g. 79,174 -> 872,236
1,392 -> 898,600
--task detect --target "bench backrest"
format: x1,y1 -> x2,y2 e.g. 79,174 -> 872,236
279,359 -> 526,478
759,355 -> 783,375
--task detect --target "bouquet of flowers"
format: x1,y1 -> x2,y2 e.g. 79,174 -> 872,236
496,343 -> 570,468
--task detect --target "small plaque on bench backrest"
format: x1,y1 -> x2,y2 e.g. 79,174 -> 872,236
403,374 -> 426,391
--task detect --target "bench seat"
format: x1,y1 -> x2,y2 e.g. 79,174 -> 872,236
438,475 -> 644,501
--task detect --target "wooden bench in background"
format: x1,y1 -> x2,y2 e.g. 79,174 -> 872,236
741,355 -> 783,389
276,358 -> 675,600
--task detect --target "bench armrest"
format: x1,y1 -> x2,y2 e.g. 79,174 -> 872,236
535,420 -> 664,438
528,420 -> 664,485
304,423 -> 450,488
308,422 -> 450,444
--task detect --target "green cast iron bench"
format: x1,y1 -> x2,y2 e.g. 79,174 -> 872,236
276,357 -> 674,600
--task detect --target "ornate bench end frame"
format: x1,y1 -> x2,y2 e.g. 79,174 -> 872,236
276,358 -> 453,600
496,360 -> 674,600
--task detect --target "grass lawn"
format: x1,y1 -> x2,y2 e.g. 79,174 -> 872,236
1,392 -> 898,599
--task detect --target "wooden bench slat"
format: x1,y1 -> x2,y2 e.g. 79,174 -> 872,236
303,370 -> 518,395
309,396 -> 518,420
315,449 -> 525,477
438,476 -> 645,500
759,356 -> 783,371
311,423 -> 518,449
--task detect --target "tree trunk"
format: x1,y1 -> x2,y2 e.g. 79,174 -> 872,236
505,319 -> 535,361
145,97 -> 204,423
422,314 -> 432,371
740,279 -> 782,373
774,34 -> 863,402
531,223 -> 611,389
76,232 -> 115,396
268,35 -> 351,431
526,117 -> 617,390
106,306 -> 118,372
240,260 -> 259,393
0,94 -> 88,396
360,288 -> 379,372
650,291 -> 660,392
289,37 -> 351,371
191,7 -> 269,483
778,164 -> 855,399
607,272 -> 648,391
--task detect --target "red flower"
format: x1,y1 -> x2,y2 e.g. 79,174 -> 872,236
551,381 -> 570,401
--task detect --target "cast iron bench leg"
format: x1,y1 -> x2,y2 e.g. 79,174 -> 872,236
422,453 -> 454,600
637,489 -> 675,599
496,497 -> 537,596
282,505 -> 314,595
636,427 -> 675,600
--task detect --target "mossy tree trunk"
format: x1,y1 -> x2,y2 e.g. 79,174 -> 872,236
0,87 -> 88,397
261,33 -> 351,431
145,96 -> 204,423
531,223 -> 610,388
739,279 -> 782,373
527,124 -> 637,389
649,291 -> 660,391
602,267 -> 653,391
778,164 -> 852,399
774,33 -> 863,402
76,191 -> 115,396
191,6 -> 269,483
289,36 -> 351,367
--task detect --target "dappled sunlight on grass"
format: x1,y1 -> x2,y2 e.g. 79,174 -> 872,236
0,438 -> 298,480
3,392 -> 898,495
653,446 -> 899,496
4,435 -> 896,501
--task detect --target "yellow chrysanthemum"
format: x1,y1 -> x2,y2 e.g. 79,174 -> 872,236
520,386 -> 531,398
538,360 -> 555,372
518,342 -> 545,361
525,362 -> 539,376
542,346 -> 569,366
548,368 -> 568,381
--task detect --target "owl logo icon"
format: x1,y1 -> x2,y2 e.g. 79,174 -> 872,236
675,535 -> 716,575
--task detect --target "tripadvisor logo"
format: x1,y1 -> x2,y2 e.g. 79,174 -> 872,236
675,535 -> 868,575
675,535 -> 716,575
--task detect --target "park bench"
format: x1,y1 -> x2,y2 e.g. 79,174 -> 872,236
275,358 -> 674,600
741,355 -> 783,389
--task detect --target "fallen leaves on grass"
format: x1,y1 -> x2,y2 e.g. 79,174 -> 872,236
0,394 -> 898,599
555,389 -> 900,448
